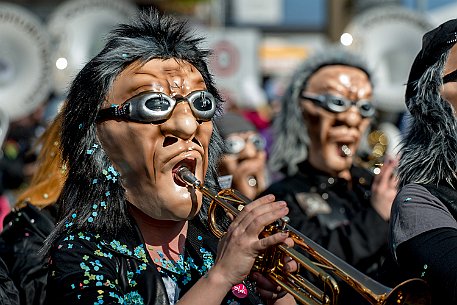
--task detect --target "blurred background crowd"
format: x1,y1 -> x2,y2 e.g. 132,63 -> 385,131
0,0 -> 454,229
0,0 -> 454,227
0,0 -> 446,215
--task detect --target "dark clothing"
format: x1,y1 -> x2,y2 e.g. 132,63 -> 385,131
396,228 -> 457,305
260,163 -> 389,304
0,257 -> 20,305
261,163 -> 389,275
388,183 -> 457,305
0,203 -> 57,305
45,217 -> 261,305
389,184 -> 457,249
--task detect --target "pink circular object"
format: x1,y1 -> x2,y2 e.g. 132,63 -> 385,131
231,283 -> 248,298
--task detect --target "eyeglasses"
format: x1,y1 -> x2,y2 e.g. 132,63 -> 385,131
443,69 -> 457,84
224,134 -> 266,155
300,93 -> 376,118
96,90 -> 216,123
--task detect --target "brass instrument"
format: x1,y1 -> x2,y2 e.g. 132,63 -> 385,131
356,129 -> 389,174
175,167 -> 431,305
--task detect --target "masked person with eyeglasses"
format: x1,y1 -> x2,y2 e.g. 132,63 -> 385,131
260,48 -> 398,303
43,10 -> 298,305
214,112 -> 268,200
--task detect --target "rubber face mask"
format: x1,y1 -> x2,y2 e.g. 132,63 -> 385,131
300,65 -> 373,178
96,58 -> 213,221
218,131 -> 267,200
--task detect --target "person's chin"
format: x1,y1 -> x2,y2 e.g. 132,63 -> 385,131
173,209 -> 200,221
325,157 -> 352,173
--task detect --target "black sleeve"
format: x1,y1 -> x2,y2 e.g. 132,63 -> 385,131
396,227 -> 457,304
0,204 -> 55,305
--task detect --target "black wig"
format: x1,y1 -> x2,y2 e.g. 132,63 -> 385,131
51,9 -> 224,242
398,19 -> 457,187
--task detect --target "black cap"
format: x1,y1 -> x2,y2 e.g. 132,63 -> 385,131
406,19 -> 457,101
214,112 -> 256,139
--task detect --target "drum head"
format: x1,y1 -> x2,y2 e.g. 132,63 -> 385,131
47,0 -> 138,95
344,5 -> 433,113
0,3 -> 52,120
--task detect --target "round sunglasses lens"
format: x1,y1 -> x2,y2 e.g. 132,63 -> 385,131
250,134 -> 266,151
359,101 -> 375,117
145,96 -> 172,112
225,137 -> 244,154
327,97 -> 350,112
193,95 -> 213,111
189,91 -> 216,121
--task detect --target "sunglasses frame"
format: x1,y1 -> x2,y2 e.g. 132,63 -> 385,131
97,90 -> 216,123
300,93 -> 376,118
443,69 -> 457,84
224,133 -> 267,155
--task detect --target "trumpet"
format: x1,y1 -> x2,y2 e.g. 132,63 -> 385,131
175,166 -> 431,305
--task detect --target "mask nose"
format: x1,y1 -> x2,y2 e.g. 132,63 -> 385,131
160,101 -> 199,140
238,139 -> 259,159
339,105 -> 364,127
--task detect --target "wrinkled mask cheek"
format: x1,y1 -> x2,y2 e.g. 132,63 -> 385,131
96,123 -> 139,181
304,109 -> 330,148
201,123 -> 212,173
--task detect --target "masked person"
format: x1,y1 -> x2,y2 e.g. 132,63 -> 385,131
388,19 -> 457,304
260,49 -> 398,301
215,112 -> 268,200
43,10 -> 297,305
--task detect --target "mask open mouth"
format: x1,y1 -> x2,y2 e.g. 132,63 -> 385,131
172,158 -> 196,187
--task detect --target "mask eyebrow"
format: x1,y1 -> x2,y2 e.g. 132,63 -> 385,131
443,69 -> 457,83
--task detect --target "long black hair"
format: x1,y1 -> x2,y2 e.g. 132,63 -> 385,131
398,51 -> 457,187
398,19 -> 457,187
48,9 -> 224,245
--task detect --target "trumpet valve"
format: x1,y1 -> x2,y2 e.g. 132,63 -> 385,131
279,216 -> 290,231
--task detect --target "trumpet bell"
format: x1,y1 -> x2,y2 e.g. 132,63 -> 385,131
382,279 -> 430,305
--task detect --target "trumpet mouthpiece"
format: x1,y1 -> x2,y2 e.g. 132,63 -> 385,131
174,166 -> 200,188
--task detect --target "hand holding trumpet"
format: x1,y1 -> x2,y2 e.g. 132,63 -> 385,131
212,194 -> 298,304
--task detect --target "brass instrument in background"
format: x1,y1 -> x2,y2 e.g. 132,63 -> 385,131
356,129 -> 389,174
176,167 -> 430,305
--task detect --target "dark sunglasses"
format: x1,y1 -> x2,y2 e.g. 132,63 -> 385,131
225,134 -> 266,155
300,93 -> 376,118
443,69 -> 457,84
97,90 -> 216,123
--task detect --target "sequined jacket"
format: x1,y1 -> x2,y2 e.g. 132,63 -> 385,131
45,217 -> 262,305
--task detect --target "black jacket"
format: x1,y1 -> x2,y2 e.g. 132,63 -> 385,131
0,203 -> 57,305
0,256 -> 19,305
260,163 -> 390,304
261,162 -> 388,273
